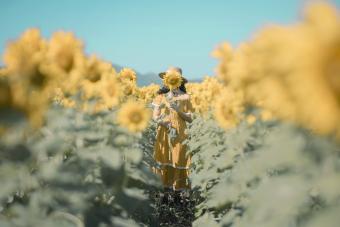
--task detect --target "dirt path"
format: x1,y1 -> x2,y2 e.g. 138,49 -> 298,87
149,189 -> 196,227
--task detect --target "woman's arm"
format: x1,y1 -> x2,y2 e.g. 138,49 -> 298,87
151,95 -> 163,121
152,104 -> 161,121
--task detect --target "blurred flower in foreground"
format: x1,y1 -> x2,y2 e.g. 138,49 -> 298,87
213,2 -> 340,139
2,29 -> 51,127
211,42 -> 233,84
83,55 -> 112,84
81,56 -> 114,98
116,100 -> 151,133
44,31 -> 85,95
3,28 -> 51,90
186,77 -> 225,115
214,89 -> 244,129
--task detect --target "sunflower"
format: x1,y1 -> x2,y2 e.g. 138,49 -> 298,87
0,76 -> 48,128
116,100 -> 151,133
100,76 -> 122,108
213,89 -> 244,129
163,70 -> 183,90
214,98 -> 239,129
3,28 -> 51,90
121,80 -> 137,96
118,68 -> 137,83
2,29 -> 52,127
48,32 -> 83,71
0,77 -> 12,109
43,31 -> 85,92
212,2 -> 340,137
84,55 -> 110,83
136,84 -> 160,103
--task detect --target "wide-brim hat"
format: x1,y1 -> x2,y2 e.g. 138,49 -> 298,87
158,67 -> 188,83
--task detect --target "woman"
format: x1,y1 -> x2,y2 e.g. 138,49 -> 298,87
151,67 -> 194,199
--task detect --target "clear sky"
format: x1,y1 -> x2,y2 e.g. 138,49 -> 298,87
1,0 -> 340,80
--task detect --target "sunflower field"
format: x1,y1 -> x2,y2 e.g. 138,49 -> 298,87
1,2 -> 340,227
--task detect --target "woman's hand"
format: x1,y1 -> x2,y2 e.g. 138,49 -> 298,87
159,103 -> 166,109
168,101 -> 192,123
178,111 -> 193,123
169,102 -> 180,112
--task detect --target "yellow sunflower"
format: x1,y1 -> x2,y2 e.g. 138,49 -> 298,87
84,55 -> 109,83
163,70 -> 183,90
213,89 -> 244,129
118,68 -> 137,83
43,31 -> 85,94
116,100 -> 151,133
0,76 -> 48,128
136,84 -> 160,103
47,31 -> 84,73
3,28 -> 51,90
100,76 -> 122,108
214,99 -> 239,129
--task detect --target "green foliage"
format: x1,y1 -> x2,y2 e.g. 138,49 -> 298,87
185,113 -> 340,227
1,105 -> 340,227
0,105 -> 160,227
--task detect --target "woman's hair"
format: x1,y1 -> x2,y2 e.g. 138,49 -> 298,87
179,82 -> 187,93
157,86 -> 170,94
157,80 -> 187,94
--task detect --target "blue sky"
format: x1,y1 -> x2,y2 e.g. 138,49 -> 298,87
1,0 -> 340,80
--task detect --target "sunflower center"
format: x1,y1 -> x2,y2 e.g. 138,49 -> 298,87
87,70 -> 101,83
130,112 -> 142,123
126,74 -> 134,81
30,66 -> 48,89
169,78 -> 178,85
57,50 -> 74,73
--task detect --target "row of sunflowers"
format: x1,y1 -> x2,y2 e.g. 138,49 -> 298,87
0,28 -> 246,136
0,28 -> 158,131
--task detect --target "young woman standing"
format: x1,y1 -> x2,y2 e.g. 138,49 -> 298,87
151,67 -> 194,201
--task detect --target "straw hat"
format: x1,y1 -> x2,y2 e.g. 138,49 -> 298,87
158,66 -> 188,83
